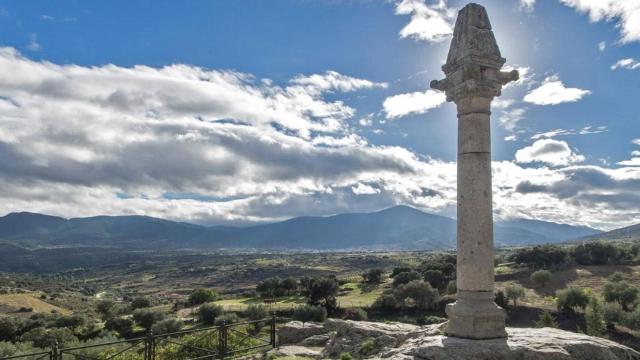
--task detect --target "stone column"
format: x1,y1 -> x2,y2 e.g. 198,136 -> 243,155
430,3 -> 518,339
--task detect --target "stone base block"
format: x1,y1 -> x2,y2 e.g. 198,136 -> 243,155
445,290 -> 507,339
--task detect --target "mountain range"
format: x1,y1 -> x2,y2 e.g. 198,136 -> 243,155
0,206 -> 607,251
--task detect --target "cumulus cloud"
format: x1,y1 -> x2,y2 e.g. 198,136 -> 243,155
382,90 -> 446,119
515,139 -> 585,166
598,41 -> 606,51
499,108 -> 526,132
519,0 -> 536,12
394,0 -> 455,43
559,0 -> 640,44
523,75 -> 591,105
0,48 -> 638,230
502,65 -> 535,89
611,58 -> 640,70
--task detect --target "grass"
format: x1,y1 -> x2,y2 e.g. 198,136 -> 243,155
0,293 -> 71,315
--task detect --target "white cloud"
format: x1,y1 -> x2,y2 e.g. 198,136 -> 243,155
382,90 -> 446,119
394,0 -> 455,43
618,158 -> 640,166
26,34 -> 40,51
611,58 -> 640,70
290,70 -> 388,92
531,125 -> 607,139
523,75 -> 591,105
559,0 -> 640,44
515,139 -> 585,166
598,41 -> 606,51
492,98 -> 515,110
633,139 -> 640,146
499,108 -> 526,131
504,135 -> 518,142
0,48 -> 638,230
502,65 -> 535,89
519,0 -> 536,12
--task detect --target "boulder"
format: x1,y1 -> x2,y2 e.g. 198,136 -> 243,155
384,326 -> 640,360
301,332 -> 334,347
277,321 -> 328,345
267,345 -> 322,359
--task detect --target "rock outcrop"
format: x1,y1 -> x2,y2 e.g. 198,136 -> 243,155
272,320 -> 640,360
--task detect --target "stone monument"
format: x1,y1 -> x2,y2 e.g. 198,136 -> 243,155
430,3 -> 518,339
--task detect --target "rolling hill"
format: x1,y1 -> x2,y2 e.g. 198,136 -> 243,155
0,206 -> 602,251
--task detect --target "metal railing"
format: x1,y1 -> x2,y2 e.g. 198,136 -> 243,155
1,317 -> 277,360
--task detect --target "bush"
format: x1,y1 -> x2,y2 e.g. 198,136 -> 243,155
360,337 -> 375,355
54,314 -> 87,329
391,267 -> 412,278
307,277 -> 339,311
494,290 -> 508,308
392,271 -> 422,287
446,280 -> 457,295
293,305 -> 327,324
534,311 -> 558,328
214,313 -> 239,327
131,297 -> 152,310
244,304 -> 268,321
556,288 -> 590,313
585,297 -> 606,337
511,245 -> 568,269
197,303 -> 224,325
372,294 -> 400,313
152,318 -> 183,334
603,276 -> 638,310
530,270 -> 552,287
21,327 -> 78,348
624,306 -> 640,330
423,270 -> 447,290
394,280 -> 439,311
189,289 -> 219,306
572,242 -> 619,265
602,302 -> 625,327
0,317 -> 19,342
132,309 -> 165,330
505,284 -> 525,307
343,308 -> 368,321
104,317 -> 133,338
416,316 -> 446,325
95,300 -> 116,320
340,352 -> 353,360
362,269 -> 385,284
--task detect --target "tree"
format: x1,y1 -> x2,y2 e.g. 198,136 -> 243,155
307,277 -> 339,311
446,280 -> 457,295
511,245 -> 569,269
95,300 -> 116,320
602,302 -> 625,328
281,277 -> 299,295
394,280 -> 439,311
0,317 -> 19,342
392,271 -> 421,287
189,288 -> 219,306
505,284 -> 525,307
197,303 -> 223,325
372,294 -> 400,313
423,270 -> 446,290
362,269 -> 385,285
151,318 -> 183,334
256,277 -> 282,299
585,297 -> 606,337
603,275 -> 639,310
530,270 -> 552,287
390,267 -> 412,278
131,296 -> 152,310
535,311 -> 558,328
556,288 -> 590,313
54,314 -> 87,329
293,305 -> 327,324
132,309 -> 165,331
495,290 -> 508,308
105,317 -> 134,338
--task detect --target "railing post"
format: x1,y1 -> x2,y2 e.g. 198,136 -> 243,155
52,341 -> 59,360
270,315 -> 277,348
218,320 -> 227,360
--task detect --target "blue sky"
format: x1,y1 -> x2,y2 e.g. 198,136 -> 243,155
0,0 -> 638,229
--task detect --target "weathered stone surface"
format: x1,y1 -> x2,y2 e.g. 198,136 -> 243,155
386,327 -> 640,360
277,321 -> 328,345
323,319 -> 425,357
275,321 -> 640,360
267,345 -> 322,359
301,332 -> 334,347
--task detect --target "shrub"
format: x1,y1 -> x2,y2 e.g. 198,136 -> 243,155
603,277 -> 638,310
132,309 -> 165,331
392,271 -> 422,287
446,280 -> 457,295
244,304 -> 268,334
572,242 -> 619,265
624,306 -> 640,330
556,288 -> 590,313
530,270 -> 552,287
340,352 -> 353,360
21,327 -> 78,348
0,317 -> 19,342
197,303 -> 224,325
511,245 -> 568,269
391,267 -> 412,278
343,308 -> 368,321
104,317 -> 134,338
585,297 -> 606,337
152,318 -> 183,334
131,297 -> 152,310
394,280 -> 439,311
423,270 -> 447,290
214,313 -> 239,326
495,290 -> 508,308
362,269 -> 385,284
95,300 -> 115,320
360,338 -> 375,355
293,305 -> 327,324
417,316 -> 447,325
535,311 -> 558,328
372,294 -> 400,313
188,288 -> 219,306
54,314 -> 87,329
505,284 -> 525,307
602,302 -> 625,327
307,277 -> 339,311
